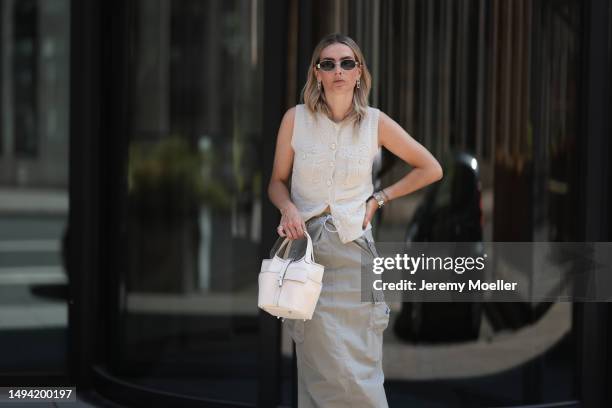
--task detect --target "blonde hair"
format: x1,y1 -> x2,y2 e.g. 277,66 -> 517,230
300,33 -> 372,129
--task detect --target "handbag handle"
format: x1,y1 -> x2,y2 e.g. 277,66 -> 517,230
274,230 -> 316,263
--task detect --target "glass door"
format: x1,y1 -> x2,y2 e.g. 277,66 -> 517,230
102,1 -> 273,406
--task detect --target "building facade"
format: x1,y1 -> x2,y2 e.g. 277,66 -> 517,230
0,0 -> 611,407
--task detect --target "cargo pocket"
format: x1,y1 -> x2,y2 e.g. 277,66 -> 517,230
351,233 -> 381,302
351,236 -> 371,259
362,229 -> 380,258
367,302 -> 390,362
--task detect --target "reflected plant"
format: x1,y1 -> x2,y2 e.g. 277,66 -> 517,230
128,136 -> 231,214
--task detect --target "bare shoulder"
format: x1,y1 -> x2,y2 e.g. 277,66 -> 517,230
276,106 -> 299,152
279,105 -> 298,130
375,110 -> 442,181
377,110 -> 412,145
271,106 -> 300,182
377,110 -> 398,147
286,105 -> 298,118
378,110 -> 398,130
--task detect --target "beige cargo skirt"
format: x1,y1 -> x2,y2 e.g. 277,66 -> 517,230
271,212 -> 391,408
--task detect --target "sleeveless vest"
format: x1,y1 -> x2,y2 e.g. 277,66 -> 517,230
290,104 -> 380,243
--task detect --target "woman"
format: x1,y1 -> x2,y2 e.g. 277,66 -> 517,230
267,33 -> 443,407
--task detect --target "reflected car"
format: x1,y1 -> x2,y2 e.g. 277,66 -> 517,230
393,151 -> 484,343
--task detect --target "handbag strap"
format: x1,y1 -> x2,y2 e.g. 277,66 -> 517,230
276,238 -> 293,259
282,240 -> 293,258
274,230 -> 316,263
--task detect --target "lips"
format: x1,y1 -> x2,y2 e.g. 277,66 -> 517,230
334,80 -> 345,83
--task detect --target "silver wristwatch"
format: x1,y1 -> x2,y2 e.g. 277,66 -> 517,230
369,191 -> 386,209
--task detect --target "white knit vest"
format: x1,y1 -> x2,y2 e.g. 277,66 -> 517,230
290,104 -> 380,243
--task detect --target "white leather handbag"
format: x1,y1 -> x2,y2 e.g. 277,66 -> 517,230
258,230 -> 324,320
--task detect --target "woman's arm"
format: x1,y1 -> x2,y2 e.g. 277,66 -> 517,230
363,111 -> 443,228
377,111 -> 443,200
267,107 -> 307,240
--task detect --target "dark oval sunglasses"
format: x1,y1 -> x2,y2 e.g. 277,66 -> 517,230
316,59 -> 360,72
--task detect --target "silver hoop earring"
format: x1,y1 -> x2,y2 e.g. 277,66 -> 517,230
317,81 -> 321,91
356,79 -> 361,89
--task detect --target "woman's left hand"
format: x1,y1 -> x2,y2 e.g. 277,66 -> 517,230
362,198 -> 378,229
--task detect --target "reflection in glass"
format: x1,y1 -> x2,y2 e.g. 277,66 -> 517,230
116,1 -> 264,404
310,0 -> 581,405
0,0 -> 70,374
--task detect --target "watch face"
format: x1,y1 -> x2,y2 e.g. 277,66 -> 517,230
374,192 -> 384,205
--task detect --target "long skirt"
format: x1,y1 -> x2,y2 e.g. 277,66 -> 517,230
271,212 -> 391,408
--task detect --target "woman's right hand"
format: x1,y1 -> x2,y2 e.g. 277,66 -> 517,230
278,203 -> 307,240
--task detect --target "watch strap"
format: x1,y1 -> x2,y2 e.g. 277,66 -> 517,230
368,191 -> 386,208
